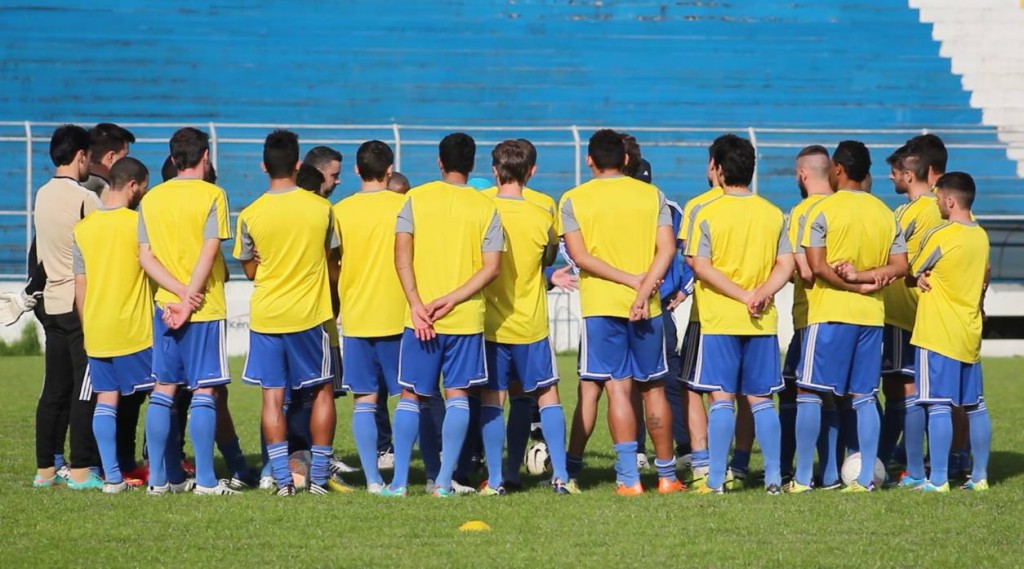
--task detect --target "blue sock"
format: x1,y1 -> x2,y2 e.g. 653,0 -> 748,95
904,398 -> 927,480
93,403 -> 121,484
144,392 -> 174,487
54,453 -> 65,469
691,448 -> 709,471
779,401 -> 797,476
654,457 -> 677,482
926,404 -> 953,486
729,449 -> 751,475
614,441 -> 640,487
480,403 -> 505,488
391,399 -> 420,490
852,395 -> 880,487
189,393 -> 218,488
878,396 -> 906,466
436,397 -> 471,491
216,436 -> 250,480
967,401 -> 991,482
817,405 -> 840,486
707,400 -> 735,490
540,404 -> 569,483
795,394 -> 822,487
567,454 -> 583,478
353,402 -> 382,485
266,441 -> 291,488
752,400 -> 781,487
418,400 -> 442,482
166,405 -> 186,484
310,445 -> 332,486
504,396 -> 533,484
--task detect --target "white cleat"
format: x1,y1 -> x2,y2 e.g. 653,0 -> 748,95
103,481 -> 130,494
147,478 -> 195,495
450,479 -> 477,495
377,450 -> 395,471
258,476 -> 275,490
329,455 -> 360,474
424,479 -> 437,494
194,482 -> 241,495
366,482 -> 386,495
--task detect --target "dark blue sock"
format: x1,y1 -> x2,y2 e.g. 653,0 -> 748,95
540,404 -> 569,483
391,399 -> 420,490
353,402 -> 382,485
189,393 -> 218,488
779,401 -> 797,476
752,400 -> 782,487
455,396 -> 481,481
93,403 -> 121,483
905,397 -> 927,480
967,401 -> 991,482
54,453 -> 65,469
841,402 -> 859,453
480,402 -> 505,488
166,405 -> 185,484
504,396 -> 533,484
926,404 -> 953,486
375,385 -> 393,452
795,393 -> 821,487
310,445 -> 331,486
817,405 -> 840,486
878,396 -> 906,466
266,441 -> 291,488
614,441 -> 640,487
436,397 -> 471,491
567,454 -> 583,478
852,395 -> 880,487
707,400 -> 735,490
729,449 -> 751,475
144,392 -> 174,487
216,436 -> 250,480
418,400 -> 442,482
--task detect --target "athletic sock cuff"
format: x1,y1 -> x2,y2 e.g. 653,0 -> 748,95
851,394 -> 875,409
751,400 -> 774,414
709,400 -> 734,413
796,394 -> 821,405
151,392 -> 175,407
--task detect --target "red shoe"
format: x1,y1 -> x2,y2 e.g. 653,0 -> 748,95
123,465 -> 149,484
615,482 -> 644,496
658,478 -> 687,494
124,477 -> 145,487
182,460 -> 196,476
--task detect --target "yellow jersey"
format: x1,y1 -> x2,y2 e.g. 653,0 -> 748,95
910,221 -> 989,363
138,178 -> 231,322
685,193 -> 789,335
232,188 -> 334,334
333,190 -> 408,337
680,186 -> 725,323
788,194 -> 829,330
883,195 -> 944,331
484,195 -> 557,344
481,186 -> 556,215
801,189 -> 906,327
396,180 -> 505,334
72,207 -> 153,357
558,176 -> 671,319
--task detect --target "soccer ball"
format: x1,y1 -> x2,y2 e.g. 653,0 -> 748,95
289,450 -> 312,489
840,452 -> 887,487
524,441 -> 550,475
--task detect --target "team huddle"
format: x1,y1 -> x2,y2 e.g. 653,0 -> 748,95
16,122 -> 991,496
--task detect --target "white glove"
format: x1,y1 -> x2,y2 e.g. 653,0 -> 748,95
0,290 -> 41,326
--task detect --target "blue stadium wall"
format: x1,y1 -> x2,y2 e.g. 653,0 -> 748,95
2,0 -> 1023,274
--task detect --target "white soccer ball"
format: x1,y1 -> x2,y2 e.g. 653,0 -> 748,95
840,452 -> 887,487
524,441 -> 550,476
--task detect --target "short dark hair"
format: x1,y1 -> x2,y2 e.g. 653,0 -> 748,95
296,163 -> 325,193
621,133 -> 642,177
492,140 -> 531,186
169,127 -> 210,171
205,163 -> 217,185
304,146 -> 343,169
935,171 -> 976,209
710,134 -> 756,187
797,145 -> 829,160
388,172 -> 410,193
49,124 -> 90,167
832,140 -> 872,183
888,143 -> 929,181
263,129 -> 299,179
439,132 -> 476,176
907,134 -> 947,175
110,156 -> 149,190
356,140 -> 395,182
516,138 -> 538,169
160,155 -> 177,182
89,123 -> 136,164
588,129 -> 626,171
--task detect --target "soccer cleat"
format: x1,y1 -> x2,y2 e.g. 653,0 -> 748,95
308,482 -> 330,495
918,481 -> 950,493
329,455 -> 360,474
724,468 -> 746,491
366,482 -> 385,495
378,485 -> 407,497
615,482 -> 644,496
478,484 -> 506,496
123,477 -> 145,488
784,480 -> 813,494
554,479 -> 582,495
122,465 -> 149,484
194,482 -> 241,495
424,479 -> 437,495
432,487 -> 457,498
32,474 -> 65,488
765,484 -> 782,496
220,477 -> 254,491
67,472 -> 104,491
103,481 -> 131,494
146,478 -> 195,495
961,479 -> 989,492
56,465 -> 72,483
636,452 -> 650,470
657,478 -> 687,494
181,459 -> 195,476
328,473 -> 357,493
694,484 -> 724,495
275,484 -> 296,497
840,481 -> 875,493
818,480 -> 843,491
897,475 -> 926,490
450,479 -> 477,495
377,450 -> 395,470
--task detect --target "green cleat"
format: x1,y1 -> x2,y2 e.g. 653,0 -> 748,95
918,481 -> 950,493
378,485 -> 407,497
961,479 -> 989,492
784,480 -> 813,494
478,484 -> 506,496
432,487 -> 457,498
840,481 -> 875,493
554,479 -> 582,495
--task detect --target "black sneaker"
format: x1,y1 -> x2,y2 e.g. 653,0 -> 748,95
766,483 -> 782,496
309,482 -> 329,495
276,484 -> 296,497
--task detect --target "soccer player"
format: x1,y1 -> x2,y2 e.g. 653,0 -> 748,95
790,140 -> 908,493
385,132 -> 504,497
235,130 -> 338,496
32,124 -> 102,489
139,127 -> 237,495
685,134 -> 792,495
904,172 -> 991,492
780,145 -> 835,484
82,123 -> 136,197
388,172 -> 411,194
331,140 -> 407,494
304,145 -> 343,198
480,140 -> 577,495
878,142 -> 945,477
560,129 -> 678,496
73,157 -> 156,492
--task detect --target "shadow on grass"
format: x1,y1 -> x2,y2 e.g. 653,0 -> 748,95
989,451 -> 1024,485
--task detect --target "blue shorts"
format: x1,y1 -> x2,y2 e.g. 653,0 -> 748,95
485,337 -> 559,392
579,316 -> 667,382
397,329 -> 488,397
796,323 -> 882,396
782,328 -> 805,381
914,347 -> 983,406
87,348 -> 155,396
152,309 -> 230,390
242,326 -> 334,390
680,320 -> 701,385
342,334 -> 401,396
691,334 -> 783,396
882,324 -> 915,377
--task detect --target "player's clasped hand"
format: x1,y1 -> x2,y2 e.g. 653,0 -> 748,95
550,266 -> 579,291
161,302 -> 194,330
410,303 -> 437,341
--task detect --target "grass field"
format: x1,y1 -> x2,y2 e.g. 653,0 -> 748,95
2,355 -> 1024,568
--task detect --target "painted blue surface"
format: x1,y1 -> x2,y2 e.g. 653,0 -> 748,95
1,0 -> 1022,275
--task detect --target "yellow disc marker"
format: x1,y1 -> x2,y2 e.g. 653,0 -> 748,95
459,520 -> 492,532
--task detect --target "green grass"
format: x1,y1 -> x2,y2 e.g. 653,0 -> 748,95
2,355 -> 1024,568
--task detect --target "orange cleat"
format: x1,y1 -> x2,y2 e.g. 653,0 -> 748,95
658,478 -> 687,494
182,460 -> 196,476
615,482 -> 644,496
123,465 -> 149,484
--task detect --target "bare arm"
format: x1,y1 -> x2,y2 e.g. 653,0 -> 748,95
759,253 -> 797,297
835,253 -> 909,285
806,247 -> 879,294
427,251 -> 502,318
690,256 -> 752,304
240,258 -> 258,281
139,243 -> 202,307
74,274 -> 86,322
328,248 -> 341,317
794,252 -> 814,284
395,232 -> 433,340
187,238 -> 222,296
563,230 -> 641,290
629,225 -> 676,320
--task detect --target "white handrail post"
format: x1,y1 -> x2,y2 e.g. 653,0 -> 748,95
392,123 -> 402,171
24,120 -> 33,260
208,121 -> 219,168
571,125 -> 581,186
748,126 -> 759,194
